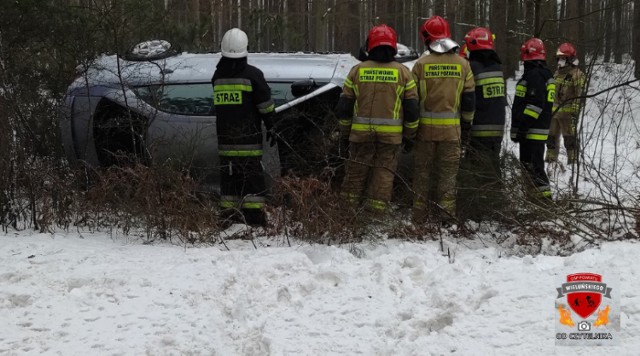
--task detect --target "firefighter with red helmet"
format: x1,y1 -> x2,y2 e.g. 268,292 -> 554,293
212,28 -> 276,225
511,38 -> 556,201
411,16 -> 475,223
458,27 -> 506,220
336,24 -> 419,212
546,42 -> 586,165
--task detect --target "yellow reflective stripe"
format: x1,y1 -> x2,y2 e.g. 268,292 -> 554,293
339,119 -> 352,126
241,202 -> 264,209
393,86 -> 403,119
419,118 -> 460,125
344,78 -> 355,89
219,150 -> 263,157
405,79 -> 417,90
214,84 -> 252,92
470,130 -> 503,137
404,120 -> 419,129
515,84 -> 526,97
466,71 -> 474,80
547,83 -> 556,102
526,133 -> 548,140
524,108 -> 540,119
258,103 -> 275,114
342,192 -> 360,203
351,124 -> 403,133
366,199 -> 387,211
476,77 -> 504,86
220,201 -> 236,208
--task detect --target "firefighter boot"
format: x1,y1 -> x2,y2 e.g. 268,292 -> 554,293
567,149 -> 577,165
545,148 -> 558,163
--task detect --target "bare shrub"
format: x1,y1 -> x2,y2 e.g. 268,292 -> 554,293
269,173 -> 368,244
79,164 -> 219,243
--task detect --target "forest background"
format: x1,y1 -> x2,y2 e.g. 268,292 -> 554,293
1,0 -> 640,241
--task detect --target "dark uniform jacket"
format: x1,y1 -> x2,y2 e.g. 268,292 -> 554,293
212,58 -> 275,154
468,51 -> 506,139
511,61 -> 556,141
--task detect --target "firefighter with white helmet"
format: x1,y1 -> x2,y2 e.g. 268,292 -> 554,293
212,28 -> 276,225
546,42 -> 586,165
511,38 -> 556,201
336,24 -> 419,212
410,15 -> 476,223
458,27 -> 506,221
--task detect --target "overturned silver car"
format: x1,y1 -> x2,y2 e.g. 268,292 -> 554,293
60,41 -> 360,189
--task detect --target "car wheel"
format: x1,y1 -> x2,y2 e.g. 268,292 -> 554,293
123,40 -> 180,61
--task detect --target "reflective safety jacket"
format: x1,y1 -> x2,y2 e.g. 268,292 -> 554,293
411,52 -> 475,142
553,65 -> 585,119
511,61 -> 555,141
212,61 -> 275,157
338,60 -> 419,145
469,58 -> 506,139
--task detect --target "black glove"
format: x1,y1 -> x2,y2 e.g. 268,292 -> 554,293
512,128 -> 528,143
266,130 -> 277,147
460,121 -> 472,149
402,137 -> 414,154
339,137 -> 350,157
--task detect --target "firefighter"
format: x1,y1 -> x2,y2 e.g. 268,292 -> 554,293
458,27 -> 506,221
511,38 -> 556,201
336,24 -> 419,212
546,42 -> 586,165
411,16 -> 475,223
212,28 -> 276,225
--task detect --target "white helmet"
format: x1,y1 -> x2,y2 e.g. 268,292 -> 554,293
221,28 -> 248,58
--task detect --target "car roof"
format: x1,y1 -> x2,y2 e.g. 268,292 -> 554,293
82,52 -> 358,87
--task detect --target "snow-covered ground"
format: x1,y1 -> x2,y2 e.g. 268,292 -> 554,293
1,231 -> 638,355
2,58 -> 639,355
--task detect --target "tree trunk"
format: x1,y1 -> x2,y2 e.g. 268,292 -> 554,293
613,0 -> 623,63
445,0 -> 457,39
491,0 -> 509,75
504,0 -> 519,78
334,0 -> 360,55
604,0 -> 612,62
635,0 -> 640,78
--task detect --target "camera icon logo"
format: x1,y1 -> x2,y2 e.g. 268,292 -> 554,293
577,321 -> 591,331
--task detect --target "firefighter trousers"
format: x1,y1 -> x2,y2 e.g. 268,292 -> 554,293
412,140 -> 461,222
547,115 -> 578,160
458,138 -> 504,221
519,140 -> 552,199
219,155 -> 267,225
341,142 -> 400,211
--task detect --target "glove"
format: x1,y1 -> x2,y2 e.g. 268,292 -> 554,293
460,121 -> 472,150
266,130 -> 277,147
339,137 -> 350,157
512,128 -> 528,143
402,137 -> 414,154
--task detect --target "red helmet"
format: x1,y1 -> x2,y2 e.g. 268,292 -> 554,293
420,16 -> 451,44
520,38 -> 546,61
556,42 -> 576,58
367,24 -> 397,53
464,27 -> 495,51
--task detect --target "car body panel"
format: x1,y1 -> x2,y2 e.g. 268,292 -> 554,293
61,50 -> 360,191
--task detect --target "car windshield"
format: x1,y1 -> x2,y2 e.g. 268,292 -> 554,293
133,82 -> 294,116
